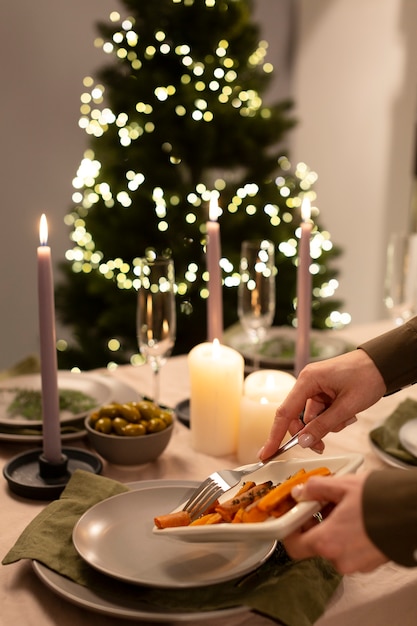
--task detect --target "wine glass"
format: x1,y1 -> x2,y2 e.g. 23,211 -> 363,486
136,257 -> 176,404
384,233 -> 417,326
238,239 -> 276,369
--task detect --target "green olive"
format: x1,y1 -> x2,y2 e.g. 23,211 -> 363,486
98,403 -> 123,418
136,400 -> 158,420
94,416 -> 113,434
89,410 -> 101,424
147,417 -> 166,433
112,417 -> 129,435
157,409 -> 173,426
118,403 -> 141,422
122,422 -> 147,437
91,399 -> 173,437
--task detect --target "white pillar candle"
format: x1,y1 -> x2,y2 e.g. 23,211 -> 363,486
295,196 -> 313,376
238,369 -> 296,464
188,340 -> 244,456
37,214 -> 62,463
206,192 -> 223,342
243,369 -> 296,402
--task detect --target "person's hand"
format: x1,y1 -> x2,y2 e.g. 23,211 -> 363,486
259,349 -> 386,458
283,473 -> 388,574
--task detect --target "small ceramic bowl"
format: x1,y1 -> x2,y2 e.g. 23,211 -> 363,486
85,413 -> 174,465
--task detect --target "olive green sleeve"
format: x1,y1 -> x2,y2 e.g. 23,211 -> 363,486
359,317 -> 417,394
362,470 -> 417,567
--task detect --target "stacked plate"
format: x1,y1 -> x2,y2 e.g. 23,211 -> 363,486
0,371 -> 114,443
32,454 -> 362,620
34,479 -> 274,620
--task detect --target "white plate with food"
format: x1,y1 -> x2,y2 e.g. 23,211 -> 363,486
0,371 -> 112,427
224,325 -> 353,368
153,455 -> 363,543
72,480 -> 276,589
0,375 -> 139,442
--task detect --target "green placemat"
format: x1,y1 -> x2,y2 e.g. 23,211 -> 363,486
3,470 -> 341,626
369,398 -> 417,465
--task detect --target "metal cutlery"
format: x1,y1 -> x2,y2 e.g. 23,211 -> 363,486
182,431 -> 300,521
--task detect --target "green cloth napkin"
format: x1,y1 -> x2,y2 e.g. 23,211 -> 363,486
2,470 -> 341,626
0,355 -> 41,381
369,398 -> 417,465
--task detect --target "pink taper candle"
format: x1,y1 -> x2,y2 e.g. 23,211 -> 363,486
206,192 -> 223,342
295,197 -> 313,376
37,214 -> 62,463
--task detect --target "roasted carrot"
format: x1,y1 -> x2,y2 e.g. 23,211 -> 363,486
235,481 -> 256,496
269,497 -> 296,518
154,467 -> 332,528
233,502 -> 269,523
154,510 -> 192,529
190,512 -> 223,525
257,467 -> 331,513
215,481 -> 273,522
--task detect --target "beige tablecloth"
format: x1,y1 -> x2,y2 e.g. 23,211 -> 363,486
1,321 -> 417,625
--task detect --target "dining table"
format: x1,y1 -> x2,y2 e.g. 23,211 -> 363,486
1,319 -> 417,626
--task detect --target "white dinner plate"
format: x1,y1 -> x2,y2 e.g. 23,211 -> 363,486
0,371 -> 112,427
73,480 -> 276,588
225,325 -> 353,368
398,418 -> 417,458
0,375 -> 139,443
154,455 -> 363,543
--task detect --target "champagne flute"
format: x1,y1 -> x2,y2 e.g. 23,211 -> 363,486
136,257 -> 176,404
238,240 -> 276,369
384,233 -> 417,326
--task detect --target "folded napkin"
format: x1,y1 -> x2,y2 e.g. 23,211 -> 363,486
3,470 -> 341,626
0,355 -> 41,381
369,398 -> 417,465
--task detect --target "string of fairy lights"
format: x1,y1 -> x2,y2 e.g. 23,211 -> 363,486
61,3 -> 350,362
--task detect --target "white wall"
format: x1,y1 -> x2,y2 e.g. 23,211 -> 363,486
0,0 -> 118,369
0,0 -> 416,370
290,0 -> 417,324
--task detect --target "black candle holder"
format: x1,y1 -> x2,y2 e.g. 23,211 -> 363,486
3,447 -> 102,500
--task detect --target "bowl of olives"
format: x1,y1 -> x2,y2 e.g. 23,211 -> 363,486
85,399 -> 174,465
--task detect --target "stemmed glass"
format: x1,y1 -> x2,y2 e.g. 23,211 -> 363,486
136,257 -> 176,404
384,233 -> 417,326
238,239 -> 276,369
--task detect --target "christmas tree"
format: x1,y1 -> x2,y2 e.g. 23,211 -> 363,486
55,0 -> 343,370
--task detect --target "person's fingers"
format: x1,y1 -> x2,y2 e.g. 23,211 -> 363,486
284,523 -> 324,561
259,406 -> 304,459
291,475 -> 348,504
296,396 -> 359,448
331,416 -> 357,433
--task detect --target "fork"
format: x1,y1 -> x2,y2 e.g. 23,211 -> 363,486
182,431 -> 300,521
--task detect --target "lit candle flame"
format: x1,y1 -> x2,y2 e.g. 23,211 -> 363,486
301,197 -> 311,222
39,213 -> 48,246
212,337 -> 220,358
209,191 -> 220,222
